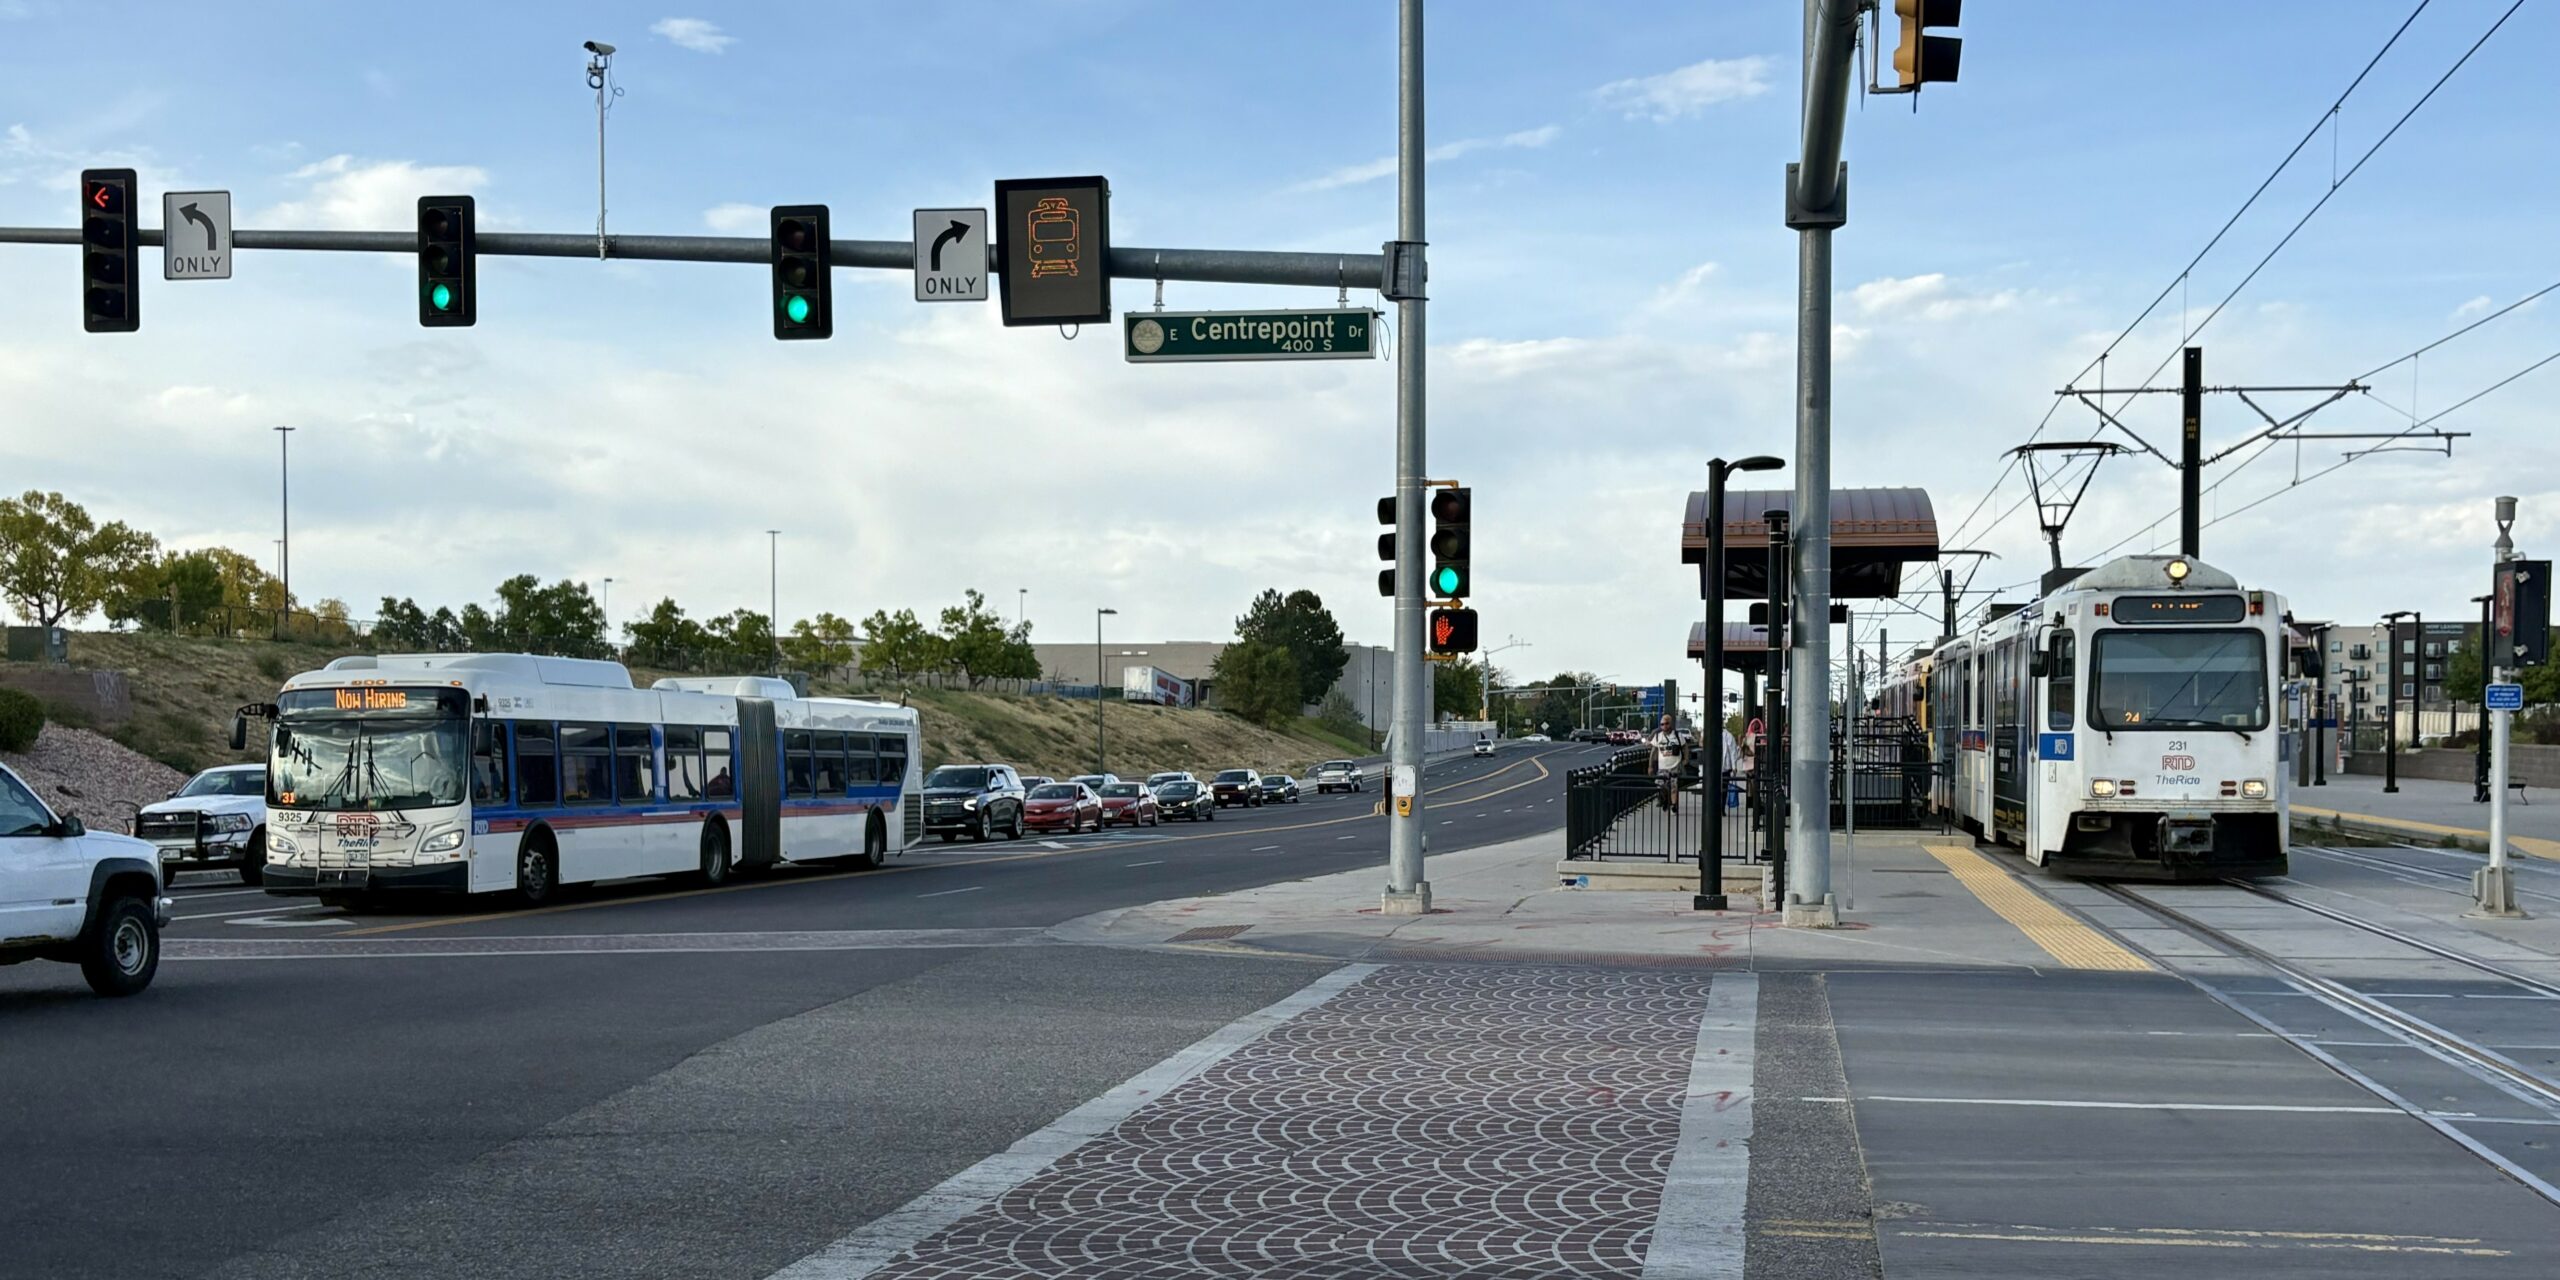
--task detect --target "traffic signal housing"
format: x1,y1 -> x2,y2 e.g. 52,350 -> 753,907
1429,486 -> 1470,600
80,168 -> 139,333
1376,495 -> 1396,598
1428,607 -> 1479,656
417,196 -> 477,327
771,205 -> 833,340
1891,0 -> 1962,89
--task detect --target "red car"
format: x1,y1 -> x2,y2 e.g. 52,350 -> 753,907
1098,782 -> 1161,827
1022,782 -> 1102,834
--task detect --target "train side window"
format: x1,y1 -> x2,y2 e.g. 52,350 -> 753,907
2048,631 -> 2076,731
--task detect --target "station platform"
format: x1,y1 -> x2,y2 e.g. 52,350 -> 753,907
2297,771 -> 2559,859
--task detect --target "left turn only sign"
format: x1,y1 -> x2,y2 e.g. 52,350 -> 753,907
161,190 -> 232,281
913,207 -> 987,302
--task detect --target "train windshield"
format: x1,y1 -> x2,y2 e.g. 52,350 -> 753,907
2089,630 -> 2268,731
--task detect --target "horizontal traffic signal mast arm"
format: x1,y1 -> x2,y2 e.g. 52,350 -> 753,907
0,225 -> 1390,289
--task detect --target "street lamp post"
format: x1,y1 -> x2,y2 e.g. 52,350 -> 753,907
1019,588 -> 1028,630
767,530 -> 781,673
602,577 -> 614,655
2382,609 -> 2415,793
1095,608 -> 1118,773
1479,637 -> 1530,725
1701,455 -> 1783,911
273,425 -> 295,635
2472,593 -> 2493,803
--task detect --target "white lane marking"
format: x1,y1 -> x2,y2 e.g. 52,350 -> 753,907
1039,841 -> 1069,850
1335,835 -> 1358,841
916,886 -> 983,899
1642,972 -> 1755,1279
1250,845 -> 1279,852
167,886 -> 269,900
232,914 -> 349,928
2144,1030 -> 2280,1038
765,963 -> 1381,1280
1124,860 -> 1164,868
175,901 -> 328,922
1439,820 -> 1455,825
1836,1095 -> 2402,1114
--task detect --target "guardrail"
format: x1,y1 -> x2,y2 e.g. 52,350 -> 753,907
1564,747 -> 1767,863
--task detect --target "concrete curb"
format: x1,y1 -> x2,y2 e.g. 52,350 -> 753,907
2292,804 -> 2558,861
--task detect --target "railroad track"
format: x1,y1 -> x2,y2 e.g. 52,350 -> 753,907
2296,843 -> 2560,905
2090,878 -> 2560,1206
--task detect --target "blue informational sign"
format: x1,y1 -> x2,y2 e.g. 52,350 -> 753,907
2037,732 -> 2074,761
2487,683 -> 2525,712
1637,688 -> 1665,711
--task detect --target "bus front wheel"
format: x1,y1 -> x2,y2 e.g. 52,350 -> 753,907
517,835 -> 559,906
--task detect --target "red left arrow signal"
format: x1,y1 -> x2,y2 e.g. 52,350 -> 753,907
90,184 -> 110,208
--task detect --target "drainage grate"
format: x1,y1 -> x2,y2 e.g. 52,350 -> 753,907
1166,924 -> 1252,943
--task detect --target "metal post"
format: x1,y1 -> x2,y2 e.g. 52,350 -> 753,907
1764,509 -> 1791,892
1095,607 -> 1117,774
767,530 -> 780,673
2475,495 -> 2525,917
2382,610 -> 2409,793
1940,568 -> 1956,641
1699,462 -> 1730,910
2473,594 -> 2494,802
2410,610 -> 2424,749
2180,346 -> 2203,558
1382,0 -> 1432,915
2312,648 -> 2328,786
274,425 -> 294,635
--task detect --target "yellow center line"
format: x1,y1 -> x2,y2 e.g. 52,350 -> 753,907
340,753 -> 1561,937
1921,842 -> 2154,973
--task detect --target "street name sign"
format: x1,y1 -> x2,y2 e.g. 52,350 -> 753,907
2487,682 -> 2524,712
161,190 -> 231,280
912,208 -> 987,302
1123,308 -> 1379,363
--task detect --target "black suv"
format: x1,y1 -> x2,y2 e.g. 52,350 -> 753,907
1210,768 -> 1264,808
920,764 -> 1027,842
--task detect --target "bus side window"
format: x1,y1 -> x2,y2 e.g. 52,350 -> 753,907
784,729 -> 815,798
665,726 -> 704,800
847,735 -> 880,786
879,732 -> 910,791
614,725 -> 656,805
560,724 -> 611,806
814,733 -> 846,796
473,720 -> 511,806
2048,632 -> 2076,731
515,722 -> 559,807
704,729 -> 734,799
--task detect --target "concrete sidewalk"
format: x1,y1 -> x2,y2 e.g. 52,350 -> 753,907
2296,770 -> 2559,859
1052,828 -> 2129,973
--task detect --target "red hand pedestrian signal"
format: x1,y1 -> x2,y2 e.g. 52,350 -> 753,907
1433,615 -> 1454,647
1426,607 -> 1477,656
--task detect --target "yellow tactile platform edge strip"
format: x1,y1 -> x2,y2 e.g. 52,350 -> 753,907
2293,804 -> 2556,862
1921,842 -> 2156,973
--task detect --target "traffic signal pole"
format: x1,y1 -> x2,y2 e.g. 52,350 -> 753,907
1382,0 -> 1432,916
1781,0 -> 1858,928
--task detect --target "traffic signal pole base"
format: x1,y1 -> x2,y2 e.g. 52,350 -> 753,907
1380,883 -> 1434,916
1691,893 -> 1730,912
1782,892 -> 1840,929
2467,866 -> 2529,920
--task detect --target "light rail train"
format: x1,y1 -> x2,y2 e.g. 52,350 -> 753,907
1880,554 -> 2298,879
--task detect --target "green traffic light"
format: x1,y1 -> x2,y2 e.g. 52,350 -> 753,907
785,294 -> 811,324
1433,565 -> 1463,596
429,283 -> 453,312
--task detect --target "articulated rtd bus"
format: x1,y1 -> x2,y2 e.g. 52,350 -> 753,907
241,653 -> 920,907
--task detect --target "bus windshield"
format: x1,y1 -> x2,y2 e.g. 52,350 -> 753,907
269,687 -> 471,811
2090,630 -> 2268,731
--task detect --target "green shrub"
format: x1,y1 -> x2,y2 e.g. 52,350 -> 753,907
0,688 -> 45,753
254,650 -> 289,680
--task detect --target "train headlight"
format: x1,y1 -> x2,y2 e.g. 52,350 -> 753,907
2165,559 -> 2191,583
2089,779 -> 2117,798
2241,779 -> 2269,799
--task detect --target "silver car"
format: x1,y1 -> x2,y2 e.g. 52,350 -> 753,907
1311,760 -> 1363,794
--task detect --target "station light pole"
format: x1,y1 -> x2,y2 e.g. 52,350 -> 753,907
1095,607 -> 1117,773
602,577 -> 614,654
1382,0 -> 1433,917
767,530 -> 781,673
1702,455 -> 1783,911
1480,637 -> 1530,725
274,425 -> 295,634
2381,609 -> 2414,793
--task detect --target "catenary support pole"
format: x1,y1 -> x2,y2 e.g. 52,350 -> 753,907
1383,0 -> 1432,915
2476,496 -> 2526,917
1698,463 -> 1730,910
1765,510 -> 1792,895
2181,346 -> 2203,558
1782,0 -> 1856,928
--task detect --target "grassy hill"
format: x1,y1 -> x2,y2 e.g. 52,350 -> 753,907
58,632 -> 1370,782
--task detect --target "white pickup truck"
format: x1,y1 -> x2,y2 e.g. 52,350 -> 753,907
135,762 -> 268,885
0,761 -> 170,996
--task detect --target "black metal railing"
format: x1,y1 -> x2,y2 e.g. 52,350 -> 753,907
1832,715 -> 1931,829
1565,746 -> 1770,862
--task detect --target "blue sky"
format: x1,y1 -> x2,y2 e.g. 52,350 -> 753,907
4,1 -> 2557,699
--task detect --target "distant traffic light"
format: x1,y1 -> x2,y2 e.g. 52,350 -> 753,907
1376,495 -> 1396,598
416,196 -> 477,327
80,168 -> 139,333
770,205 -> 832,340
1429,486 -> 1470,600
1891,0 -> 1963,89
1428,607 -> 1479,656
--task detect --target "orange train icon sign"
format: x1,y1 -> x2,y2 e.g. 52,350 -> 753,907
1026,196 -> 1080,278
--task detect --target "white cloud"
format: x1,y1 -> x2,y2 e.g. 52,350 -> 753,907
1850,272 -> 2018,322
651,17 -> 735,53
2451,295 -> 2494,321
1643,262 -> 1721,315
1293,124 -> 1560,192
702,202 -> 763,233
1595,56 -> 1771,121
256,155 -> 492,230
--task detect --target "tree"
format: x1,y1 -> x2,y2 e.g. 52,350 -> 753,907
1433,657 -> 1485,721
704,608 -> 778,671
859,608 -> 940,679
2443,638 -> 2486,707
459,603 -> 499,650
1236,588 -> 1349,708
1212,639 -> 1300,727
1316,689 -> 1367,743
0,491 -> 159,627
784,611 -> 859,674
938,589 -> 1019,688
626,598 -> 711,669
489,575 -> 608,658
375,597 -> 432,649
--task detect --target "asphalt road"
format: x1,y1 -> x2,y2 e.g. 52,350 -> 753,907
0,742 -> 1606,1280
